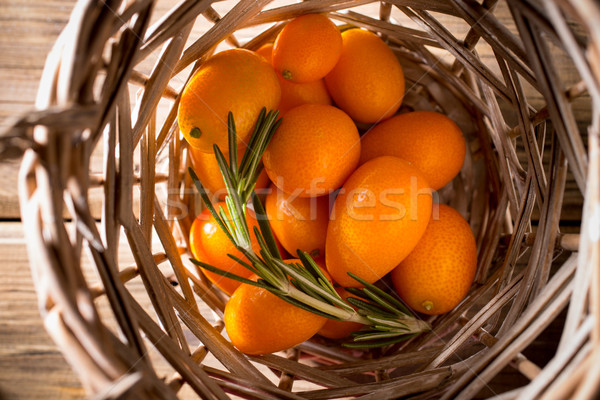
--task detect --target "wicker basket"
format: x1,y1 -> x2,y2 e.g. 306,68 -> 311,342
6,0 -> 600,398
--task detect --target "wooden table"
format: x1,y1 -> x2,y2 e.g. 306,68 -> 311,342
0,1 -> 586,399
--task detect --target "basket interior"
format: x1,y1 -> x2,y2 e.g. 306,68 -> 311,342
15,0 -> 600,399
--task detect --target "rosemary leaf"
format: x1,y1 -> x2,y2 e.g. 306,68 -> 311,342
345,287 -> 372,301
348,272 -> 413,315
227,111 -> 238,179
239,107 -> 266,178
366,315 -> 409,330
346,296 -> 396,318
189,167 -> 235,245
271,293 -> 337,319
290,276 -> 333,305
343,333 -> 419,349
246,111 -> 280,182
256,244 -> 287,283
361,287 -> 404,316
298,250 -> 338,298
225,196 -> 250,249
352,331 -> 404,341
190,258 -> 258,286
226,253 -> 260,276
275,259 -> 354,312
217,204 -> 238,245
214,146 -> 246,223
251,193 -> 282,260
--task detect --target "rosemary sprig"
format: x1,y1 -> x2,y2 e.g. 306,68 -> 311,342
188,108 -> 430,348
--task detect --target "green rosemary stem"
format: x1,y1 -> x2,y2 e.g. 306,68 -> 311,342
285,284 -> 370,324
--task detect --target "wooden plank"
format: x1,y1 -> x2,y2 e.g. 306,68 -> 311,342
0,223 -> 85,399
0,0 -> 76,218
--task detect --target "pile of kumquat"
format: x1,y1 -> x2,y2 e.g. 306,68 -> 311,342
178,14 -> 477,355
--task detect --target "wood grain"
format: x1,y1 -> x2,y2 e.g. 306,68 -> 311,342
0,0 -> 591,398
0,223 -> 84,399
0,0 -> 74,218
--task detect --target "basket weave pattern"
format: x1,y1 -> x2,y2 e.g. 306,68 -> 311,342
6,0 -> 600,399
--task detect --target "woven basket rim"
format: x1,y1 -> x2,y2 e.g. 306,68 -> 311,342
5,0 -> 600,399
